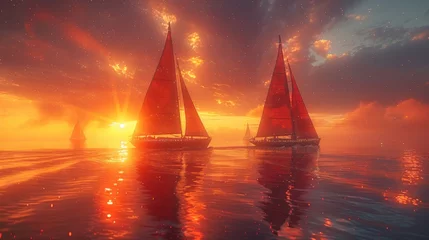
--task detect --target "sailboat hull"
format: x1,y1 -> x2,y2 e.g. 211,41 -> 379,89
249,138 -> 320,147
131,137 -> 211,150
69,138 -> 86,149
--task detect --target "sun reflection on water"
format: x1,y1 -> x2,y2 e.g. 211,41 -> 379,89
393,150 -> 424,206
377,149 -> 426,207
395,191 -> 422,206
96,140 -> 133,238
401,150 -> 423,186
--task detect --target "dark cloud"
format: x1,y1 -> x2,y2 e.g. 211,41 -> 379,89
357,25 -> 429,45
358,26 -> 409,44
302,35 -> 429,112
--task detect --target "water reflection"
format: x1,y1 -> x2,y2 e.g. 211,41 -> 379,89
1,146 -> 428,239
93,141 -> 138,239
401,150 -> 423,186
179,151 -> 211,240
256,146 -> 319,238
135,150 -> 211,239
395,150 -> 423,206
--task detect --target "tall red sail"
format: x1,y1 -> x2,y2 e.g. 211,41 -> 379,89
287,60 -> 318,139
256,36 -> 293,138
133,24 -> 182,136
177,60 -> 209,137
70,121 -> 85,140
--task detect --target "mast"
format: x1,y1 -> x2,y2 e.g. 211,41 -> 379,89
255,35 -> 293,138
133,22 -> 182,137
287,60 -> 318,139
286,59 -> 297,140
176,58 -> 209,137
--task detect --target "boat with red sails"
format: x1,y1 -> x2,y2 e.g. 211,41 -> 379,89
131,24 -> 211,150
69,121 -> 86,148
250,36 -> 320,147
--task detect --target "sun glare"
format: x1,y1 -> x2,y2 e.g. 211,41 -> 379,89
110,122 -> 127,129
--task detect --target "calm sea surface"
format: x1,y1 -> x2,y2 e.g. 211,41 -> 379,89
0,145 -> 428,240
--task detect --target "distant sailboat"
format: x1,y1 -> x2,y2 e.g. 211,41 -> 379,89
131,23 -> 211,150
70,121 -> 86,144
243,123 -> 252,142
250,36 -> 320,147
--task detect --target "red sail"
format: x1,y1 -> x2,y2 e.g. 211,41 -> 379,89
256,36 -> 293,138
287,60 -> 318,139
70,121 -> 86,140
133,24 -> 182,136
177,60 -> 209,137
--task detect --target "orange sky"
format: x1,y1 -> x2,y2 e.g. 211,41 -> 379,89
0,91 -> 338,150
2,91 -> 428,152
1,1 -> 428,151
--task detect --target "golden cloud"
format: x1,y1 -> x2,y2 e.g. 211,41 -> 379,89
152,8 -> 177,32
313,39 -> 332,57
109,63 -> 134,79
326,52 -> 348,60
188,32 -> 201,51
188,56 -> 204,67
216,99 -> 236,107
283,35 -> 302,63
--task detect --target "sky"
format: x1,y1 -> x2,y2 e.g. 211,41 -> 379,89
0,0 -> 428,150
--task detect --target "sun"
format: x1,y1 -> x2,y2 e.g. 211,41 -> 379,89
110,122 -> 126,129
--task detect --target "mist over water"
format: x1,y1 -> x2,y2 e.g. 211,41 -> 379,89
0,146 -> 428,239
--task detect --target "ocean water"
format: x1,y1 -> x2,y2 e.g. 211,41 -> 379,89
0,146 -> 428,240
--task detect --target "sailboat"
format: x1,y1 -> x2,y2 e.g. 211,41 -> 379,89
243,123 -> 252,142
69,121 -> 86,144
250,36 -> 320,147
131,23 -> 211,150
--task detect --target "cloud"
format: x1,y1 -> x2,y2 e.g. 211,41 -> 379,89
23,101 -> 96,128
313,39 -> 332,57
304,35 -> 429,112
385,99 -> 429,122
328,99 -> 429,148
360,26 -> 408,44
7,0 -> 428,126
325,53 -> 348,60
246,104 -> 264,118
27,102 -> 67,126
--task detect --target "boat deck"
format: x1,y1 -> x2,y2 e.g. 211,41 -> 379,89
250,138 -> 320,147
131,136 -> 212,150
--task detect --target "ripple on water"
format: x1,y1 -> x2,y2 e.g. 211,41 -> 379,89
0,147 -> 428,239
